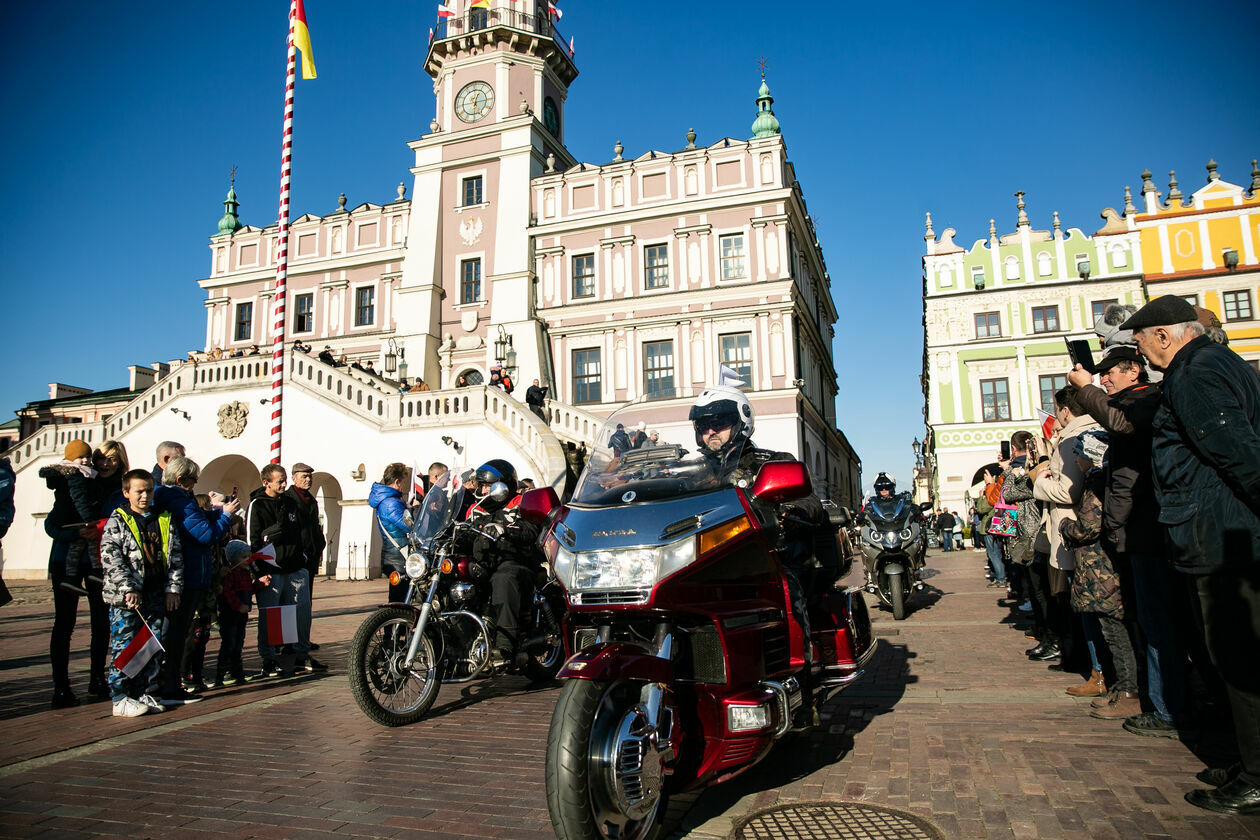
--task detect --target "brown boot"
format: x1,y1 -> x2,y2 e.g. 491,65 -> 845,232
1066,669 -> 1106,697
1091,689 -> 1118,709
1090,691 -> 1141,720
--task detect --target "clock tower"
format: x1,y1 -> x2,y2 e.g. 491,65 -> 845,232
395,0 -> 578,388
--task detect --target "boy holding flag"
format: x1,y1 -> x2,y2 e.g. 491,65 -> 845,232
101,469 -> 185,717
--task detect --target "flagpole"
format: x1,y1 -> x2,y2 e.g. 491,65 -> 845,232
270,0 -> 300,466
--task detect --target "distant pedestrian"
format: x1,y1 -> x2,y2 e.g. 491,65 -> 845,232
937,509 -> 956,551
525,379 -> 548,420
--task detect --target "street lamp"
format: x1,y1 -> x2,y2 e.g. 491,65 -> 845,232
384,338 -> 399,376
911,437 -> 922,468
494,325 -> 517,379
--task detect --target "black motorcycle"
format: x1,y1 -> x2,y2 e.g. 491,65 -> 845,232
859,493 -> 925,620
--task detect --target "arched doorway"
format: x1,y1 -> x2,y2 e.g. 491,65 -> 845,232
198,454 -> 263,501
311,472 -> 343,577
456,368 -> 484,386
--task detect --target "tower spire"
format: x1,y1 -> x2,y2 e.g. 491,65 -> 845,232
751,61 -> 781,139
217,167 -> 243,235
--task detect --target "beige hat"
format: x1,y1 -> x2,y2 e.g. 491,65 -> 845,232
64,440 -> 92,462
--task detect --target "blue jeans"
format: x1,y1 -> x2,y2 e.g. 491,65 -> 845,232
255,569 -> 312,661
941,531 -> 953,551
1130,552 -> 1186,722
1081,612 -> 1105,674
984,534 -> 1006,582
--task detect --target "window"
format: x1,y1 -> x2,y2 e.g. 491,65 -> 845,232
1003,256 -> 1020,280
460,258 -> 481,304
1036,252 -> 1053,276
354,287 -> 375,326
294,293 -> 314,333
1039,374 -> 1067,415
461,175 -> 483,207
234,302 -> 253,342
572,254 -> 595,298
1224,290 -> 1254,321
643,341 -> 675,398
980,379 -> 1011,422
1032,305 -> 1059,333
719,333 -> 752,386
644,244 -> 669,289
974,311 -> 1000,339
1091,299 -> 1118,329
971,266 -> 986,289
573,349 -> 601,404
719,233 -> 746,280
1183,294 -> 1199,307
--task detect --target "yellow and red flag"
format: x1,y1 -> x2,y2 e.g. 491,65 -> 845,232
471,0 -> 491,7
293,0 -> 317,80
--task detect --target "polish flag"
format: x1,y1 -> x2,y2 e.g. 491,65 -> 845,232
568,35 -> 574,57
437,3 -> 456,18
112,615 -> 163,678
250,543 -> 280,568
408,462 -> 425,506
1035,408 -> 1056,441
264,605 -> 299,646
428,27 -> 435,41
547,2 -> 562,20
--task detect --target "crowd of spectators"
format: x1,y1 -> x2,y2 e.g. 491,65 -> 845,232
37,438 -> 329,718
970,297 -> 1260,815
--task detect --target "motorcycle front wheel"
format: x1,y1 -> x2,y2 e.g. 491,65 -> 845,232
347,607 -> 441,727
546,679 -> 669,840
889,573 -> 907,621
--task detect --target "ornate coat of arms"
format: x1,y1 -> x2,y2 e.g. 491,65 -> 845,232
459,215 -> 483,246
217,400 -> 249,439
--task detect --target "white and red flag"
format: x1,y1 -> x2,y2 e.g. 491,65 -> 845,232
264,604 -> 299,646
547,2 -> 562,20
408,463 -> 426,506
250,543 -> 280,568
568,35 -> 574,57
438,3 -> 456,18
112,614 -> 164,678
1035,408 -> 1056,441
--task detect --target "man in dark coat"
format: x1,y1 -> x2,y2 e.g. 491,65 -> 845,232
1069,345 -> 1187,735
525,379 -> 548,420
1124,295 -> 1260,815
286,462 -> 326,649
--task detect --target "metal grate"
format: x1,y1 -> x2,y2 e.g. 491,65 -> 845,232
736,803 -> 942,840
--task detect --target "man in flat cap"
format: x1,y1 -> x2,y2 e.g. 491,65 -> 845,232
1069,344 -> 1187,736
286,462 -> 328,667
1124,294 -> 1260,813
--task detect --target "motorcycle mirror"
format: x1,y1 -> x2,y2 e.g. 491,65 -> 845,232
519,486 -> 560,524
488,481 -> 511,503
750,461 -> 811,504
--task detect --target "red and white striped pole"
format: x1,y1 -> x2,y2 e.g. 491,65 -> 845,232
269,1 -> 299,465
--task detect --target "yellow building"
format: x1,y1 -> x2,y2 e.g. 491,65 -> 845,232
1098,159 -> 1260,367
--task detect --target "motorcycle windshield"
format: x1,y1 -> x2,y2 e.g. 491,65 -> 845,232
867,496 -> 910,528
571,393 -> 748,506
410,469 -> 466,548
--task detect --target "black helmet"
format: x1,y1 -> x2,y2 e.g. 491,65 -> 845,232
474,459 -> 518,511
873,472 -> 896,496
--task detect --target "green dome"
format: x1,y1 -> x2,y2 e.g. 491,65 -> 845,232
217,184 -> 242,235
751,77 -> 780,139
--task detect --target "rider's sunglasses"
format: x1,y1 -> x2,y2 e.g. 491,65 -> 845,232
697,417 -> 735,433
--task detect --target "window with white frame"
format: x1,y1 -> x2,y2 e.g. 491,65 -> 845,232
719,233 -> 746,280
1224,290 -> 1253,321
644,244 -> 669,289
354,287 -> 375,327
294,293 -> 314,333
980,379 -> 1011,422
643,341 -> 675,398
573,254 -> 595,298
719,333 -> 752,386
461,175 -> 483,207
1031,305 -> 1059,333
460,258 -> 481,304
234,302 -> 253,342
573,348 -> 601,404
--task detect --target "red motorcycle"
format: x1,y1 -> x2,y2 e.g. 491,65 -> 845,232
520,399 -> 876,840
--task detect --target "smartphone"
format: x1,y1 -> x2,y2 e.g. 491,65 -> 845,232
231,486 -> 239,501
1065,338 -> 1096,374
1000,440 -> 1011,460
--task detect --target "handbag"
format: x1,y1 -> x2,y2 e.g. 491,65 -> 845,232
987,487 -> 1019,538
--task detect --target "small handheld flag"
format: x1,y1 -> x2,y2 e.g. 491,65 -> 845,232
1035,408 -> 1056,441
264,605 -> 299,646
112,614 -> 164,678
568,35 -> 575,57
293,0 -> 317,80
408,462 -> 426,506
250,543 -> 280,568
717,365 -> 746,387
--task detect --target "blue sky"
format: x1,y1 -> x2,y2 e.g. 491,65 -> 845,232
2,1 -> 1257,490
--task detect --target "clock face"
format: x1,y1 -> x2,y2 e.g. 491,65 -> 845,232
455,81 -> 494,123
543,97 -> 560,136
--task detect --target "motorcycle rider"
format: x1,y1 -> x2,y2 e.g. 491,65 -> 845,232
465,459 -> 543,671
862,472 -> 926,570
689,386 -> 827,723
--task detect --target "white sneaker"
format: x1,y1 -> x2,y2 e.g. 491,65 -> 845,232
112,697 -> 150,718
138,694 -> 166,713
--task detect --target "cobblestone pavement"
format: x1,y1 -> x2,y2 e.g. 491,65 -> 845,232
0,551 -> 1255,839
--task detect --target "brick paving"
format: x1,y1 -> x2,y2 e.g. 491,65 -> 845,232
0,552 -> 1256,839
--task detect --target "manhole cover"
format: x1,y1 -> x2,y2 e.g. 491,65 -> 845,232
735,802 -> 942,840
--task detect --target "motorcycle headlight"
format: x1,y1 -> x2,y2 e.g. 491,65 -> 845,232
405,552 -> 427,579
900,528 -> 913,541
553,534 -> 696,593
883,531 -> 900,547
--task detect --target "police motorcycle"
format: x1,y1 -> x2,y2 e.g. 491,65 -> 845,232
859,473 -> 925,621
346,466 -> 566,727
516,391 -> 876,840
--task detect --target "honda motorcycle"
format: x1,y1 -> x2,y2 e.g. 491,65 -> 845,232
859,492 -> 925,620
346,470 -> 566,727
522,398 -> 876,840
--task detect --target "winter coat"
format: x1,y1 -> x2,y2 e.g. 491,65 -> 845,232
1075,381 -> 1163,555
1061,471 -> 1127,618
1033,413 -> 1103,570
154,485 -> 233,592
39,463 -> 100,530
1151,335 -> 1260,574
525,384 -> 546,408
286,486 -> 326,572
368,482 -> 409,570
245,488 -> 306,574
100,507 -> 184,606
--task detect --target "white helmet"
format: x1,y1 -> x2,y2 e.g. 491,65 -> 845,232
689,386 -> 754,458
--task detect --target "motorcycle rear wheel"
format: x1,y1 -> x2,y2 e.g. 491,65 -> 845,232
546,679 -> 669,840
889,573 -> 907,621
347,607 -> 441,727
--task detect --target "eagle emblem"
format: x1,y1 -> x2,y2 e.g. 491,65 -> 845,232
459,215 -> 484,246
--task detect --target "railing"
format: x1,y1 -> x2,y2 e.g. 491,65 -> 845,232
432,8 -> 568,57
548,402 -> 604,445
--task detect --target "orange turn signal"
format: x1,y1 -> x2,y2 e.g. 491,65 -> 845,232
440,558 -> 454,574
388,571 -> 401,586
698,515 -> 752,556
